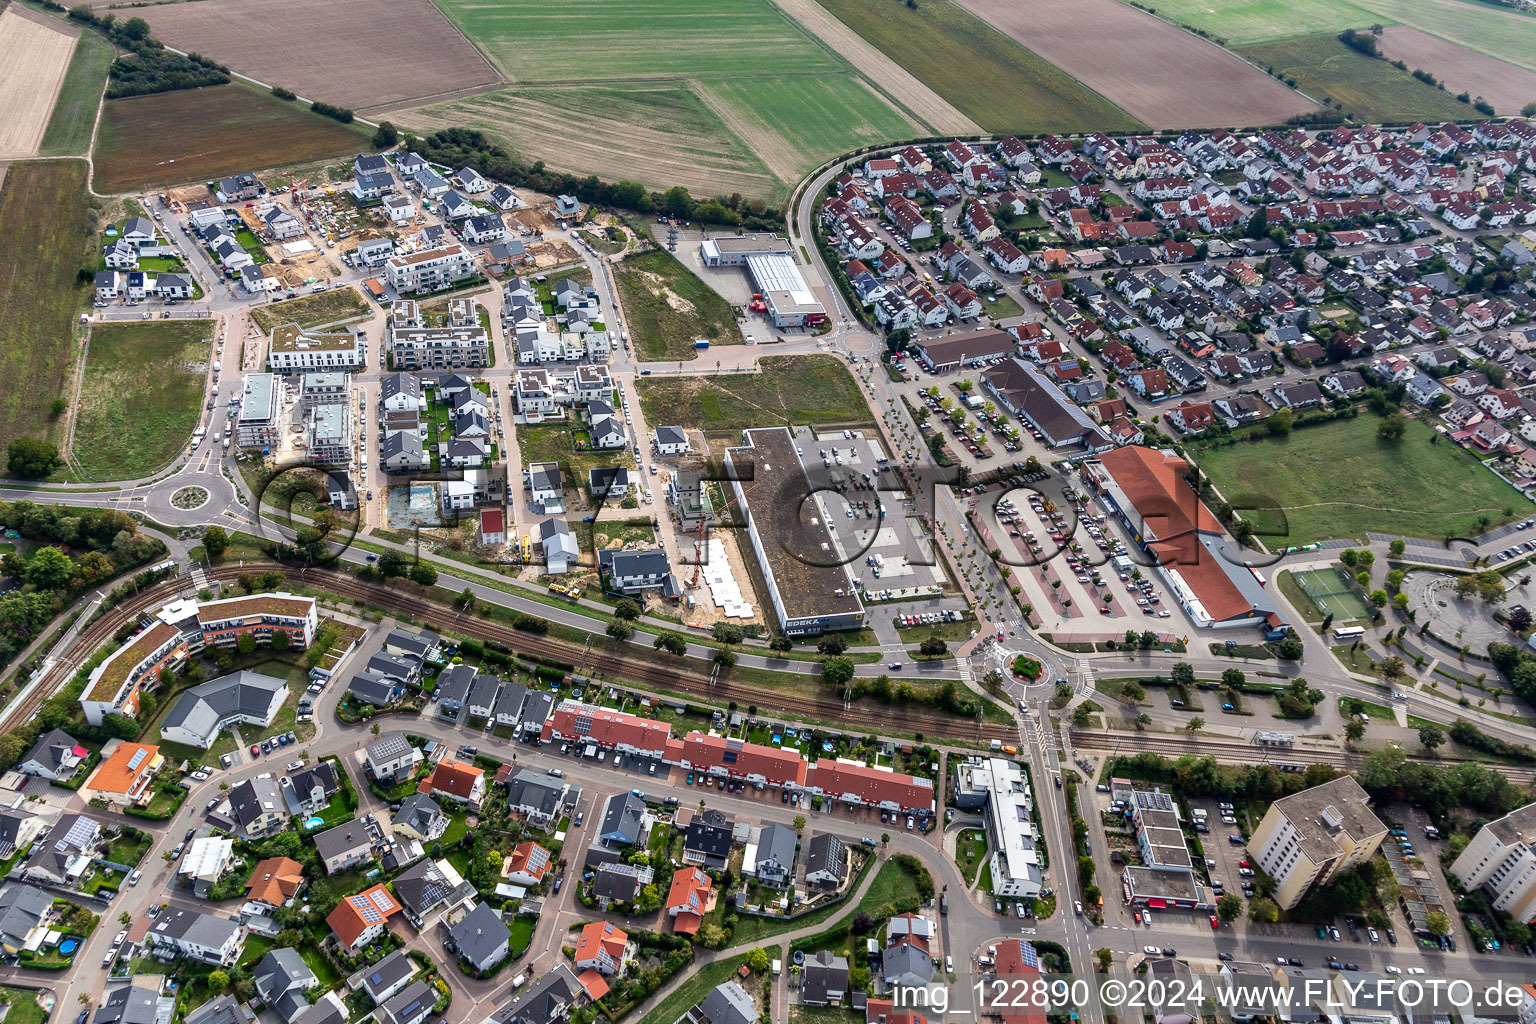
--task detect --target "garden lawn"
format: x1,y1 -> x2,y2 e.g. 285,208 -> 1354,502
639,957 -> 755,1024
0,990 -> 48,1024
73,320 -> 211,479
1237,33 -> 1473,121
1191,413 -> 1526,545
956,828 -> 988,888
636,355 -> 872,431
0,160 -> 92,466
106,831 -> 150,868
613,248 -> 743,361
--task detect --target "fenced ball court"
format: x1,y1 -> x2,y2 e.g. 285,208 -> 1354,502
1292,566 -> 1370,621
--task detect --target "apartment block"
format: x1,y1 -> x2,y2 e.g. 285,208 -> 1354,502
1249,776 -> 1388,910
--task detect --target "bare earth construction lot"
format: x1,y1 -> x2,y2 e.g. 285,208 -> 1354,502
0,6 -> 79,158
130,0 -> 500,112
951,0 -> 1314,127
1374,26 -> 1536,115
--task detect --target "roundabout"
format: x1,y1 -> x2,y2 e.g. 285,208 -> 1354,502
171,485 -> 209,510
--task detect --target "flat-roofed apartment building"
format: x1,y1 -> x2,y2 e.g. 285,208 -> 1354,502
307,403 -> 352,467
387,298 -> 490,371
723,427 -> 864,636
952,757 -> 1042,897
1451,801 -> 1536,924
81,593 -> 318,725
300,371 -> 350,410
268,323 -> 368,372
237,373 -> 281,449
1249,776 -> 1388,910
384,244 -> 475,295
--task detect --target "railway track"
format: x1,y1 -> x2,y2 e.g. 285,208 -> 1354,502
3,564 -> 1017,743
1070,729 -> 1536,782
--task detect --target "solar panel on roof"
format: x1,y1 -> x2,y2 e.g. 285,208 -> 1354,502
126,748 -> 147,771
62,817 -> 96,850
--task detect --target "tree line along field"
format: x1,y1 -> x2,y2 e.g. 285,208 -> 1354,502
73,321 -> 212,480
612,248 -> 745,362
1191,413 -> 1525,547
636,355 -> 873,433
0,159 -> 93,472
1237,34 -> 1478,123
93,82 -> 368,194
811,0 -> 1143,133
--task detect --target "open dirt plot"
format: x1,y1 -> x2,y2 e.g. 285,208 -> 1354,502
1349,0 -> 1536,73
952,0 -> 1315,127
128,0 -> 500,111
93,83 -> 367,194
768,0 -> 979,134
1375,26 -> 1536,115
636,355 -> 873,432
0,6 -> 79,158
401,83 -> 782,202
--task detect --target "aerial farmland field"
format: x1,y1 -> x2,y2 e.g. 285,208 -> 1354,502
693,75 -> 918,185
1374,27 -> 1536,114
39,27 -> 112,157
1115,0 -> 1383,45
429,0 -> 843,82
812,0 -> 1144,133
93,82 -> 368,194
1238,33 -> 1477,122
0,160 -> 92,465
0,6 -> 79,158
1345,0 -> 1536,72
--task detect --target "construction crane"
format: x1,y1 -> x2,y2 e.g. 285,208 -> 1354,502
157,151 -> 217,208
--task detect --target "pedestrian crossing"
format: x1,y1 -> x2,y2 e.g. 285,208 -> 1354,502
190,563 -> 210,590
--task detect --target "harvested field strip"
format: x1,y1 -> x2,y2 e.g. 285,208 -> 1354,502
401,83 -> 781,202
1349,0 -> 1536,71
614,248 -> 744,363
813,0 -> 1142,133
0,159 -> 92,465
693,75 -> 917,187
1374,26 -> 1536,114
430,0 -> 842,83
93,82 -> 367,194
1112,0 -> 1386,45
1238,34 -> 1475,123
39,26 -> 112,157
74,321 -> 211,480
134,0 -> 501,111
0,6 -> 79,158
767,0 -> 979,134
636,355 -> 872,432
950,0 -> 1314,128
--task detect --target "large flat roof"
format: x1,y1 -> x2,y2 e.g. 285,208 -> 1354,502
271,323 -> 358,353
726,427 -> 861,624
744,253 -> 823,315
916,329 -> 1017,367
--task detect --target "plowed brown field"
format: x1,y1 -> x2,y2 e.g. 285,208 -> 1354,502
0,6 -> 78,158
1376,26 -> 1536,115
952,0 -> 1315,127
129,0 -> 500,111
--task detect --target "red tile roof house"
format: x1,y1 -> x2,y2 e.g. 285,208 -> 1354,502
504,840 -> 553,887
806,759 -> 935,814
994,940 -> 1048,1024
327,884 -> 401,953
1165,401 -> 1215,435
664,732 -> 809,787
574,920 -> 628,976
666,867 -> 714,935
542,699 -> 671,759
419,757 -> 486,808
884,196 -> 932,240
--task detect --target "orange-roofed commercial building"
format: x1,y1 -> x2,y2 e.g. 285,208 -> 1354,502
420,758 -> 486,808
541,700 -> 671,759
806,759 -> 935,815
573,920 -> 628,976
505,841 -> 553,887
1081,447 -> 1280,629
245,856 -> 304,909
81,742 -> 163,808
326,883 -> 401,952
664,732 -> 808,788
666,867 -> 714,935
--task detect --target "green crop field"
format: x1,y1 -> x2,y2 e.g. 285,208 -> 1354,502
637,355 -> 873,432
40,29 -> 114,156
1191,413 -> 1527,546
432,0 -> 843,81
1121,0 -> 1385,44
812,0 -> 1141,133
694,75 -> 917,184
1238,34 -> 1476,121
94,83 -> 366,194
613,248 -> 744,362
0,160 -> 93,472
73,320 -> 211,479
